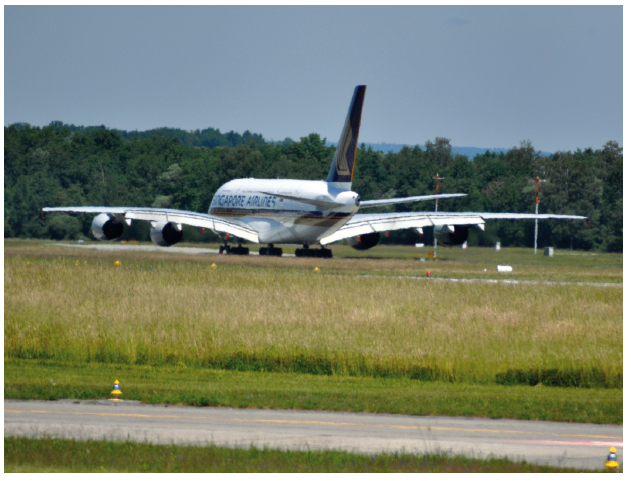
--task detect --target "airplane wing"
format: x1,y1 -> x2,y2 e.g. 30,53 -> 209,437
319,211 -> 586,245
359,193 -> 466,208
42,206 -> 260,243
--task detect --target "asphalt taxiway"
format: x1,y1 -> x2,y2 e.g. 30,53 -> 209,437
5,399 -> 622,471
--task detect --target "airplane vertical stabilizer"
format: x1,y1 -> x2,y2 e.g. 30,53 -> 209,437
326,85 -> 366,187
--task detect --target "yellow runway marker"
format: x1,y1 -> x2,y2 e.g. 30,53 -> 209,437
5,409 -> 622,441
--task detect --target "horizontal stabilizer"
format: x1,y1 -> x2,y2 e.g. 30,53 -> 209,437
468,212 -> 587,221
359,193 -> 466,208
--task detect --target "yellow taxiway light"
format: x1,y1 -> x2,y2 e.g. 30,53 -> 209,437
606,447 -> 619,470
110,380 -> 122,401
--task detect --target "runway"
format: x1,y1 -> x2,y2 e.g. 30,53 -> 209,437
5,399 -> 622,471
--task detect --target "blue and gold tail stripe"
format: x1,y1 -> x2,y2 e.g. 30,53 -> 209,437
326,85 -> 366,184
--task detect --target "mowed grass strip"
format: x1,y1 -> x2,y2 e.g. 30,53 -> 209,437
5,246 -> 622,387
5,436 -> 595,473
5,360 -> 622,423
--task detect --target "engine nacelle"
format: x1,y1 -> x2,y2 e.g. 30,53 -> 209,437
433,224 -> 470,246
347,232 -> 380,250
150,221 -> 183,247
92,213 -> 124,241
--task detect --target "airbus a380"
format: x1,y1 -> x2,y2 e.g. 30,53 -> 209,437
44,86 -> 585,258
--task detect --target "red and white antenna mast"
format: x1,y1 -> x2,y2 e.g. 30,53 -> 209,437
433,174 -> 443,213
532,176 -> 546,255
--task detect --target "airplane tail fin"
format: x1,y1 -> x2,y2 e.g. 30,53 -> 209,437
326,85 -> 366,187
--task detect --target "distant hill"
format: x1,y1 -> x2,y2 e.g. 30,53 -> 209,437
327,142 -> 552,159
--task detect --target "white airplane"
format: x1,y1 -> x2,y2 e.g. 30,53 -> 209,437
44,85 -> 585,258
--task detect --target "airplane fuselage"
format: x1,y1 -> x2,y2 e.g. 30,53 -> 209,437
209,179 -> 360,245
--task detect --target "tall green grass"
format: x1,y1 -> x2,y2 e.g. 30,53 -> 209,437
5,437 -> 592,473
4,246 -> 623,388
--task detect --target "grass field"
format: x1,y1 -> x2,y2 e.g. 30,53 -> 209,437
4,239 -> 623,423
5,437 -> 595,473
5,360 -> 622,423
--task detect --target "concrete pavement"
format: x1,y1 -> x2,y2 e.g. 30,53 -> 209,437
4,399 -> 622,471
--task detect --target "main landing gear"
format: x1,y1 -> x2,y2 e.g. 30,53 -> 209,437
230,245 -> 250,256
219,238 -> 249,256
295,245 -> 332,258
259,244 -> 283,257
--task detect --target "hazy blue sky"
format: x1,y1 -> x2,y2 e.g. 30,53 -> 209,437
5,6 -> 622,153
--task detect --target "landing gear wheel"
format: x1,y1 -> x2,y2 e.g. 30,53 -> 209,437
231,246 -> 250,256
219,245 -> 231,255
295,248 -> 331,258
259,246 -> 282,257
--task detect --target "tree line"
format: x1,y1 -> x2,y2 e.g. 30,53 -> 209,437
4,123 -> 622,252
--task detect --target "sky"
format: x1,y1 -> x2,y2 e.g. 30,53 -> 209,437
4,6 -> 622,153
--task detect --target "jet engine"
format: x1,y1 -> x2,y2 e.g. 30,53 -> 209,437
347,232 -> 380,250
91,213 -> 124,241
433,224 -> 470,246
150,221 -> 183,247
